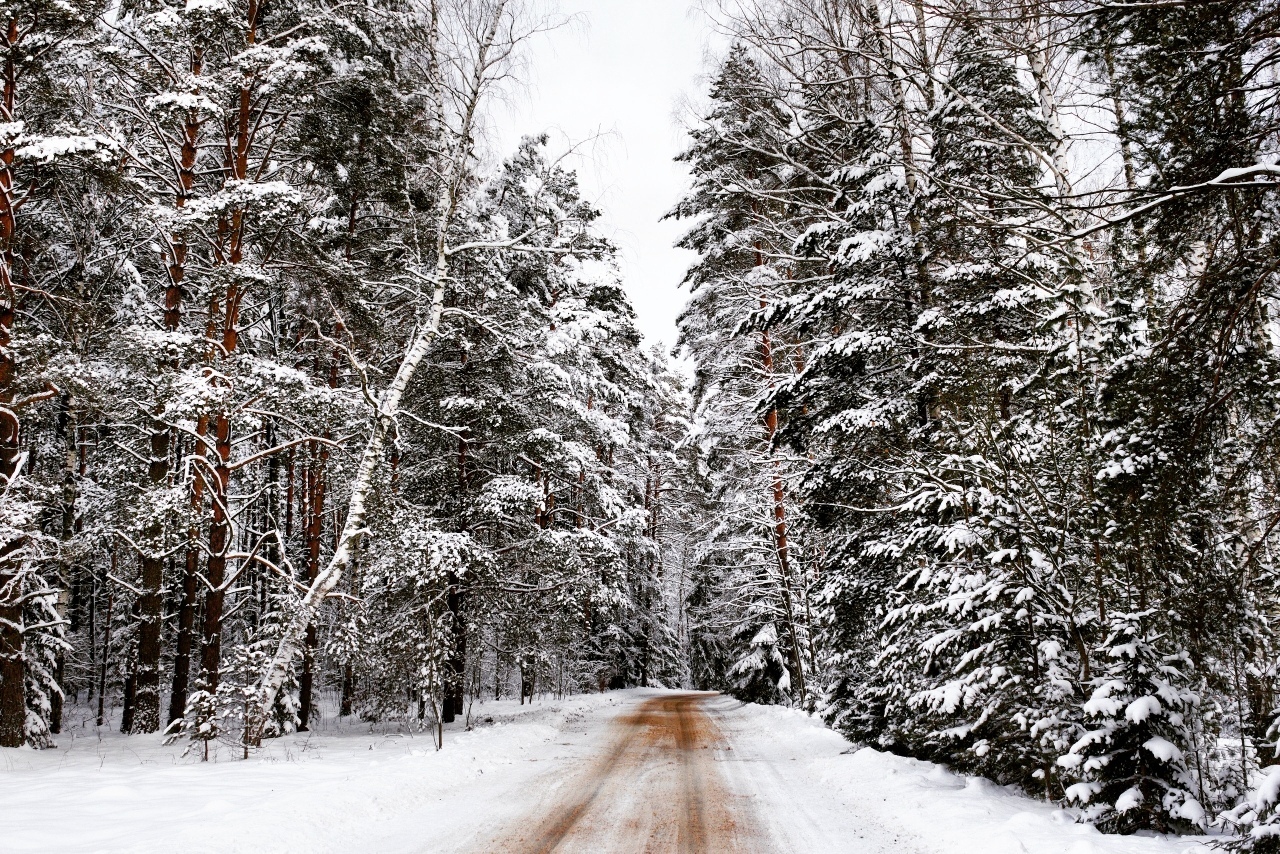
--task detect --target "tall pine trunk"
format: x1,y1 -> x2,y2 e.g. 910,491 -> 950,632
164,47 -> 204,728
131,421 -> 170,733
297,441 -> 327,730
758,317 -> 806,706
0,16 -> 25,749
198,2 -> 255,694
199,414 -> 232,691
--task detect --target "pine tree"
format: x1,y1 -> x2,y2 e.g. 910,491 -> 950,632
671,46 -> 816,706
1060,614 -> 1205,832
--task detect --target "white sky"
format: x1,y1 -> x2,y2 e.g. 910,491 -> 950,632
490,1 -> 712,350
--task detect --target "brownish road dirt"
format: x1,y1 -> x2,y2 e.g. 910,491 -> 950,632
486,693 -> 758,853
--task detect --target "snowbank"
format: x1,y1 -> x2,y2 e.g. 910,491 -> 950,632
0,691 -> 635,854
724,700 -> 1214,854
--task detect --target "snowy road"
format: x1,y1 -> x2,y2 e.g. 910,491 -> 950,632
477,692 -> 914,853
2,690 -> 1212,854
482,693 -> 754,852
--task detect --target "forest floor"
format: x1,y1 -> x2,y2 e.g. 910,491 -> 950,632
1,688 -> 1215,854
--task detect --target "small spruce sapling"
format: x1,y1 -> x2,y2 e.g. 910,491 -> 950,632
1059,613 -> 1205,833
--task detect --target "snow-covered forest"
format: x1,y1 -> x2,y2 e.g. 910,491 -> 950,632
676,0 -> 1280,843
0,0 -> 693,754
5,0 -> 1280,846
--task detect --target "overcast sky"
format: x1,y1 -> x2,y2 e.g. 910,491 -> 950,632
490,1 -> 712,351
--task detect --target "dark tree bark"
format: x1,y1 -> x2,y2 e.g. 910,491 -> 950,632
131,424 -> 170,733
96,546 -> 117,728
339,664 -> 355,716
169,423 -> 207,724
0,538 -> 24,747
442,578 -> 466,723
199,414 -> 232,691
0,15 -> 25,750
298,441 -> 327,731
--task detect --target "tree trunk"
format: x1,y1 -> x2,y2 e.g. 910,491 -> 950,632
758,293 -> 807,705
148,47 -> 202,731
131,423 -> 170,733
298,343 -> 338,732
196,0 -> 255,698
339,664 -> 355,716
199,414 -> 232,691
169,424 -> 207,724
168,544 -> 200,724
97,546 -> 117,728
50,399 -> 77,735
0,15 -> 25,750
443,576 -> 466,723
297,443 -> 326,731
0,538 -> 23,747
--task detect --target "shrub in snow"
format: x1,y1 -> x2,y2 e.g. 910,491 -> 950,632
170,688 -> 220,761
1059,614 -> 1205,833
728,621 -> 792,704
167,647 -> 290,760
1222,765 -> 1280,853
1220,707 -> 1280,853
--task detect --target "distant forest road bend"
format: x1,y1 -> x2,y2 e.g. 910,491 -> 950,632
488,693 -> 755,853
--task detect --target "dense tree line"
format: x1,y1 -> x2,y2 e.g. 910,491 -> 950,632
0,0 -> 690,760
10,0 -> 1280,843
674,0 -> 1280,841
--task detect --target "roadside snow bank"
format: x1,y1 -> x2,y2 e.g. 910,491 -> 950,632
727,701 -> 1213,854
0,690 -> 639,854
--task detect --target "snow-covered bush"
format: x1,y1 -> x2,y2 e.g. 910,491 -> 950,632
1059,616 -> 1205,833
1222,765 -> 1280,853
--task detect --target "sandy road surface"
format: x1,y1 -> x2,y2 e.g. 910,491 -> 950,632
485,693 -> 757,853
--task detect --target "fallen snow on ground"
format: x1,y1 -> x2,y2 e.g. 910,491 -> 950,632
1,691 -> 631,854
721,700 -> 1214,854
2,690 -> 1217,854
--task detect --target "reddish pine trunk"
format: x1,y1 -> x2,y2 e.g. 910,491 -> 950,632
0,17 -> 25,749
759,303 -> 807,705
199,415 -> 232,690
169,421 -> 208,724
298,443 -> 326,731
166,47 -> 202,330
196,1 -> 256,696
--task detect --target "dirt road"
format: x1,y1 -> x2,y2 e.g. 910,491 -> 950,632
487,693 -> 757,853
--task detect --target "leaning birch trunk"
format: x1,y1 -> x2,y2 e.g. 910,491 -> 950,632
251,0 -> 508,739
251,280 -> 446,733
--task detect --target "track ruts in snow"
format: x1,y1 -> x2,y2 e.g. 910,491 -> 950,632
487,693 -> 755,853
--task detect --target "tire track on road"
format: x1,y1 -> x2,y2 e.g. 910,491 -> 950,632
485,693 -> 755,853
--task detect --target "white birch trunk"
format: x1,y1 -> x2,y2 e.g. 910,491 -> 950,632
251,282 -> 445,730
252,0 -> 509,733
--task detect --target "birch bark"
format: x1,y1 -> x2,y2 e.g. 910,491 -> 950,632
252,0 -> 511,734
